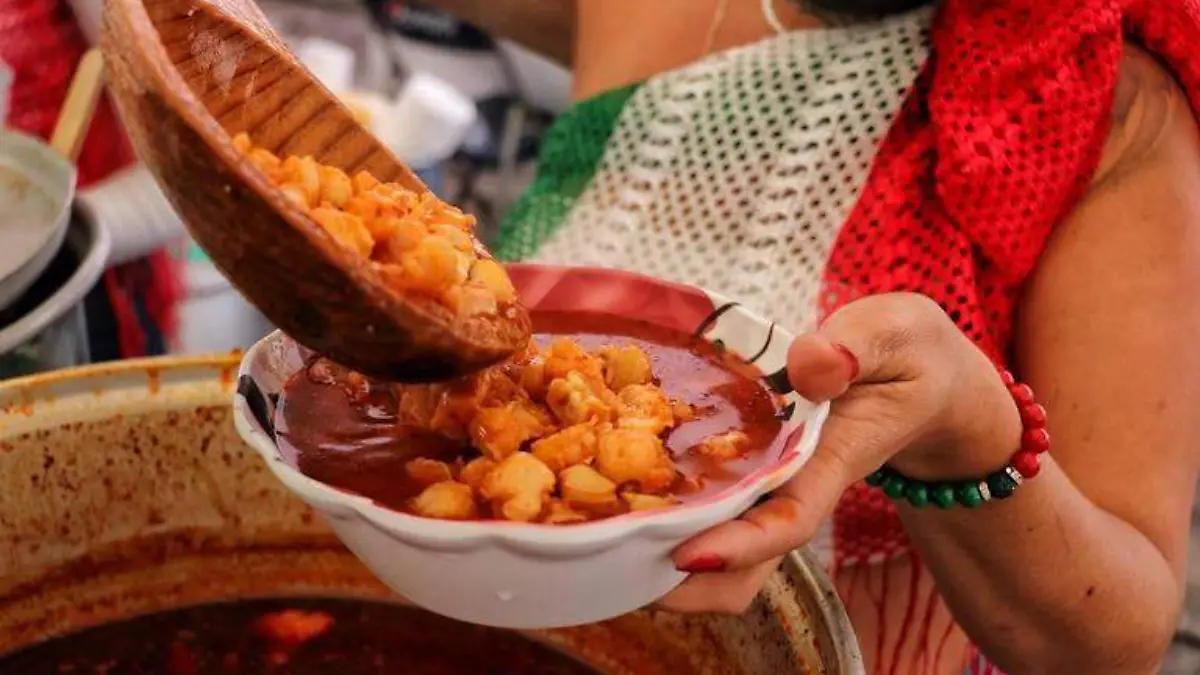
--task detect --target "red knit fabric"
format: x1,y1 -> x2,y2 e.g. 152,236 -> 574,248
823,0 -> 1200,661
1,0 -> 182,355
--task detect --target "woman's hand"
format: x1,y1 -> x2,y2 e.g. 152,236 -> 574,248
657,292 -> 1022,613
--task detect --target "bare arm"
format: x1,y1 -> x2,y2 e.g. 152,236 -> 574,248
416,0 -> 575,65
895,47 -> 1200,674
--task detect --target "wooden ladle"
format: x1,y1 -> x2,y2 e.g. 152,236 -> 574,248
98,0 -> 531,382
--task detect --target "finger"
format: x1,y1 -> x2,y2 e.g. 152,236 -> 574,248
785,335 -> 858,402
673,451 -> 849,572
655,558 -> 781,614
789,293 -> 949,396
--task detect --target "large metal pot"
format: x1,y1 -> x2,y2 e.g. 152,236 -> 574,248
0,213 -> 110,378
0,355 -> 864,674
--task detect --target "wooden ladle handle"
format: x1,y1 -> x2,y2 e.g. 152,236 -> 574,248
49,49 -> 107,163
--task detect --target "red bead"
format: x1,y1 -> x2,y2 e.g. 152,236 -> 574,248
1012,451 -> 1041,478
1020,402 -> 1047,428
1022,428 -> 1051,453
999,370 -> 1016,387
1009,383 -> 1035,407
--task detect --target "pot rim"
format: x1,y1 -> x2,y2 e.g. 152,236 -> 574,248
0,352 -> 240,393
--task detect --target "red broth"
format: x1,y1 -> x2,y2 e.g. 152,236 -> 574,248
276,311 -> 783,516
0,598 -> 600,674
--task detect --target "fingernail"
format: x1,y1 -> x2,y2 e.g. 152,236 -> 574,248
677,554 -> 725,574
833,342 -> 860,381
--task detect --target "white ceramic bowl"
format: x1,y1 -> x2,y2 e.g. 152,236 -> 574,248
233,264 -> 830,630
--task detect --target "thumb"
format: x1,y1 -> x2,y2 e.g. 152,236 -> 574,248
788,293 -> 940,401
785,335 -> 859,403
678,296 -> 952,570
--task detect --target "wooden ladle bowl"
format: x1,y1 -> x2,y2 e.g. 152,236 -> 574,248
99,0 -> 531,382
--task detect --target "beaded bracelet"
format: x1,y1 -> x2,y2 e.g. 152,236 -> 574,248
864,370 -> 1050,509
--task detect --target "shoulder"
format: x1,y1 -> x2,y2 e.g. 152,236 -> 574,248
1021,43 -> 1200,346
1090,44 -> 1199,191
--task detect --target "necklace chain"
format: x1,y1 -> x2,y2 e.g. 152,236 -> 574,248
700,0 -> 731,57
701,0 -> 854,59
701,0 -> 784,59
762,0 -> 787,34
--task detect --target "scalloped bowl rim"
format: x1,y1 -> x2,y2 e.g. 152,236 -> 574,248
233,270 -> 830,555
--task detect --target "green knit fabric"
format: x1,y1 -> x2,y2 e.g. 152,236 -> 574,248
491,83 -> 641,262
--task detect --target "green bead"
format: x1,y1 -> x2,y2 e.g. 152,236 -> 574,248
904,482 -> 930,508
987,470 -> 1019,500
957,483 -> 985,509
931,483 -> 957,509
865,468 -> 888,487
882,474 -> 909,500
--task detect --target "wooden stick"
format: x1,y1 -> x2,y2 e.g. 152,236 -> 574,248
49,49 -> 106,163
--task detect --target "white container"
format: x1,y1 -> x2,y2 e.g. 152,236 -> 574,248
176,241 -> 272,355
295,36 -> 356,94
337,90 -> 393,135
496,40 -> 573,114
388,35 -> 510,102
234,264 -> 829,630
380,72 -> 478,168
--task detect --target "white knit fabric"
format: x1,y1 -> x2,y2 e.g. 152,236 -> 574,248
533,8 -> 933,340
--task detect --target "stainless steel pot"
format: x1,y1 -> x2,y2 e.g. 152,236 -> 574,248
0,212 -> 109,378
0,355 -> 864,674
0,129 -> 76,311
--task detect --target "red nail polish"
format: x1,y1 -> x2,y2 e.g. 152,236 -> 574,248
833,342 -> 860,381
678,554 -> 725,574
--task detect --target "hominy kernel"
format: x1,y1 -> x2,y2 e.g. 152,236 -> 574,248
237,134 -> 519,317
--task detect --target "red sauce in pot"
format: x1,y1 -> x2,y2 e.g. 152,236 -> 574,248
0,598 -> 600,674
276,312 -> 783,516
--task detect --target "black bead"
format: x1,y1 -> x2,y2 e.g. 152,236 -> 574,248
987,469 -> 1019,500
